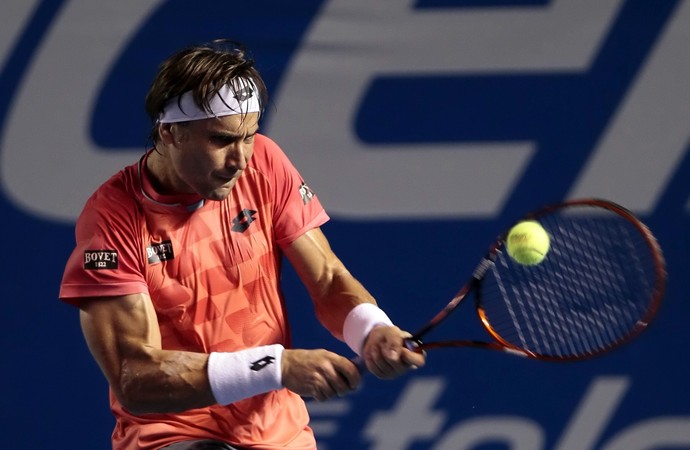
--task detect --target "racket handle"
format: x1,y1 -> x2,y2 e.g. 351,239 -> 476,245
351,355 -> 366,372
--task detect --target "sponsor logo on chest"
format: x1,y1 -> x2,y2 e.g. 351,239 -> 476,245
146,240 -> 175,264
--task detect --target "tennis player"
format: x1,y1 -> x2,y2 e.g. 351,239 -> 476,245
59,39 -> 424,450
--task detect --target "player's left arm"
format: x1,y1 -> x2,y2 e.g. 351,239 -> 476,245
283,228 -> 425,378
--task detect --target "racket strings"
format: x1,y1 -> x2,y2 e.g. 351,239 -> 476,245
479,207 -> 659,359
555,219 -> 635,350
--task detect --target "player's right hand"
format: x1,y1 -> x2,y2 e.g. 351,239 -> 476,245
281,349 -> 361,401
361,325 -> 426,380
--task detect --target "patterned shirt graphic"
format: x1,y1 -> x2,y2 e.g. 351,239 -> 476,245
60,134 -> 328,450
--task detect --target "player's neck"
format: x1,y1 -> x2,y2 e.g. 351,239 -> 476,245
145,147 -> 186,196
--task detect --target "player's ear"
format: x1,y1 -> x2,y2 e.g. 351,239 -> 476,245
157,123 -> 174,146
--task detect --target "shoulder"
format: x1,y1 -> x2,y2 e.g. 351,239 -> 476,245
250,134 -> 293,172
77,163 -> 142,231
254,133 -> 282,153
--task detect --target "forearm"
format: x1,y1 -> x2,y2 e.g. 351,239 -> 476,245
116,347 -> 214,414
284,229 -> 379,339
312,267 -> 378,340
116,344 -> 288,415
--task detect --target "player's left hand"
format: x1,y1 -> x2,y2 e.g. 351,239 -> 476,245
361,325 -> 426,379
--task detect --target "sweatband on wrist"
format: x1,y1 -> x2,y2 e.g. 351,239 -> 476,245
343,303 -> 394,355
207,344 -> 284,406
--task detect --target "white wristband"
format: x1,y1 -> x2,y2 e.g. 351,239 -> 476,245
207,344 -> 284,406
343,303 -> 394,355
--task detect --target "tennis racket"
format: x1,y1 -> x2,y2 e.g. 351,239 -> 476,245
405,198 -> 666,362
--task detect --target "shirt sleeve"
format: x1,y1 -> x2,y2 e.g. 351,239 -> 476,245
59,185 -> 149,306
256,135 -> 330,248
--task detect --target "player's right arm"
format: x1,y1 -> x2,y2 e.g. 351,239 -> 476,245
79,292 -> 360,409
78,293 -> 216,414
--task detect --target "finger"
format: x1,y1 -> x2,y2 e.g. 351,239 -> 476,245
325,375 -> 352,398
314,387 -> 329,402
368,360 -> 394,379
320,356 -> 362,398
339,359 -> 362,391
323,372 -> 353,398
363,341 -> 387,376
380,339 -> 411,369
314,372 -> 339,401
401,347 -> 426,369
379,339 -> 425,376
367,347 -> 401,379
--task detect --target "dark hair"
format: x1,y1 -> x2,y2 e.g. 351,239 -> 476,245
145,39 -> 268,143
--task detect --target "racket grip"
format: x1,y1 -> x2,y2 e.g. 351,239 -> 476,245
351,355 -> 367,373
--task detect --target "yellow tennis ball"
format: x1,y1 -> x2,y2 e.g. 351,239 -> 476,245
506,220 -> 550,266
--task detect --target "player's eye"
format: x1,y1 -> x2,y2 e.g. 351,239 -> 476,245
210,135 -> 236,145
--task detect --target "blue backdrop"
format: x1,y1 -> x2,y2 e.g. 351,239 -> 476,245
2,1 -> 689,449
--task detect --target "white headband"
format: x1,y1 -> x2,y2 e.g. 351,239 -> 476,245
158,79 -> 261,123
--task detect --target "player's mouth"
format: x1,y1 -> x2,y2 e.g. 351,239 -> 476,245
216,171 -> 241,185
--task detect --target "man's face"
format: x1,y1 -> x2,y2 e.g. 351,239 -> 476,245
163,112 -> 259,201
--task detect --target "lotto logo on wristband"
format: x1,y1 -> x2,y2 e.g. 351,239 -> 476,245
84,250 -> 118,270
250,356 -> 275,371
